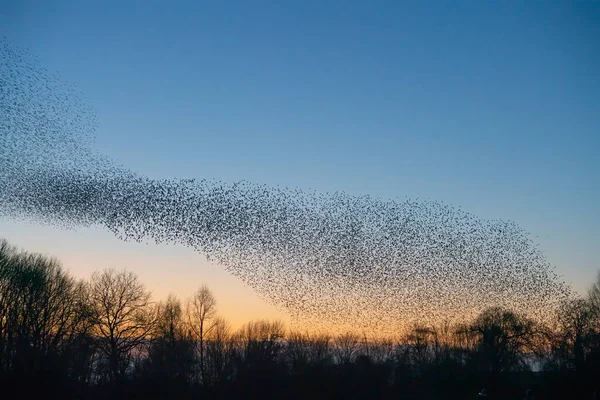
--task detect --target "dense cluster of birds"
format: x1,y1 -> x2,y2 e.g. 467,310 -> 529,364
0,39 -> 571,335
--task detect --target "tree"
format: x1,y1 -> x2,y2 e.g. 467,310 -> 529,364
232,318 -> 286,394
88,269 -> 156,382
145,295 -> 195,384
204,317 -> 234,386
365,337 -> 394,365
469,307 -> 537,373
286,331 -> 332,370
588,271 -> 600,322
306,333 -> 333,366
334,332 -> 360,364
586,271 -> 600,381
0,239 -> 19,372
286,332 -> 311,370
554,298 -> 596,373
406,324 -> 435,368
187,284 -> 217,386
0,239 -> 92,379
236,320 -> 285,367
155,295 -> 186,348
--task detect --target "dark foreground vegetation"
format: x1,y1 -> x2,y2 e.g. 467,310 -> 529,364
1,239 -> 599,399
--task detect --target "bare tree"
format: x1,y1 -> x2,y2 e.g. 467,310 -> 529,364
0,239 -> 19,372
204,317 -> 233,385
286,331 -> 310,369
369,338 -> 395,364
0,240 -> 92,377
306,333 -> 333,366
235,319 -> 286,369
554,298 -> 596,373
286,331 -> 332,369
146,294 -> 195,383
156,295 -> 186,346
588,271 -> 600,321
430,320 -> 455,362
187,284 -> 217,385
406,323 -> 435,368
469,307 -> 537,373
88,269 -> 156,381
334,332 -> 360,364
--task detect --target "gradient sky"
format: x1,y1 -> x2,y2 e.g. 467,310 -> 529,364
1,1 -> 599,329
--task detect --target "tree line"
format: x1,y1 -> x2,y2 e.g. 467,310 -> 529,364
1,238 -> 599,399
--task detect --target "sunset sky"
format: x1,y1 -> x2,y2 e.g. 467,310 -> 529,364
1,1 -> 598,330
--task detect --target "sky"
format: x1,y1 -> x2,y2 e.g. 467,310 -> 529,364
1,1 -> 599,330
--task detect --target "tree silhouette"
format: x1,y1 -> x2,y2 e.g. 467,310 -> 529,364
145,295 -> 195,385
236,319 -> 285,368
589,271 -> 600,323
187,284 -> 217,386
204,317 -> 234,387
2,238 -> 600,399
0,239 -> 92,397
333,332 -> 360,364
469,307 -> 537,374
555,299 -> 596,373
88,269 -> 156,382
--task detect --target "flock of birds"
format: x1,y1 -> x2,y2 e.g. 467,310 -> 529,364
0,39 -> 571,335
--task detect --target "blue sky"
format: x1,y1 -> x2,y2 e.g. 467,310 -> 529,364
1,1 -> 599,300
